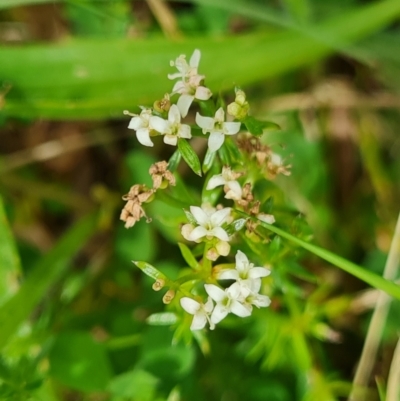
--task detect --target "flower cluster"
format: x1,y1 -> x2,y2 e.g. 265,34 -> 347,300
180,251 -> 271,330
122,49 -> 291,333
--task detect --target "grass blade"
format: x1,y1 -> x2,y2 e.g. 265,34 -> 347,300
0,212 -> 98,350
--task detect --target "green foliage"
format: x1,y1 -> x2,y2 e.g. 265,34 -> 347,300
49,331 -> 112,392
1,0 -> 400,400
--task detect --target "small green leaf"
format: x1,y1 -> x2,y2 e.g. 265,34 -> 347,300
183,209 -> 197,225
202,148 -> 216,174
244,116 -> 280,136
168,149 -> 182,173
178,242 -> 200,270
108,369 -> 158,401
178,139 -> 202,176
223,136 -> 243,164
133,261 -> 168,282
232,218 -> 247,232
147,312 -> 178,326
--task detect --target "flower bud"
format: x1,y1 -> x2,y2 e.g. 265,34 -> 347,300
153,94 -> 171,114
163,289 -> 175,304
152,278 -> 165,291
227,89 -> 250,120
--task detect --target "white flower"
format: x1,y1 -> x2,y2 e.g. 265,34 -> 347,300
206,166 -> 243,200
168,49 -> 212,118
205,283 -> 251,324
218,250 -> 270,282
180,297 -> 214,330
181,205 -> 231,243
242,279 -> 271,313
150,105 -> 191,146
196,108 -> 241,152
128,108 -> 155,147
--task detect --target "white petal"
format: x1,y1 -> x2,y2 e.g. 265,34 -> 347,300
230,300 -> 252,318
168,104 -> 181,124
215,107 -> 225,122
190,206 -> 209,226
218,269 -> 239,280
216,240 -> 230,256
204,284 -> 226,302
224,181 -> 242,200
208,131 -> 225,152
204,297 -> 214,313
178,124 -> 191,139
167,72 -> 182,80
210,304 -> 229,324
227,282 -> 242,299
163,135 -> 178,146
189,49 -> 201,67
209,227 -> 229,241
210,207 -> 231,226
150,116 -> 169,134
252,295 -> 271,308
248,267 -> 270,279
177,94 -> 194,118
180,297 -> 200,314
235,250 -> 249,272
246,278 -> 261,293
195,86 -> 212,100
223,121 -> 241,135
188,226 -> 208,241
195,113 -> 215,131
128,116 -> 143,130
181,224 -> 194,241
206,174 -> 226,190
136,128 -> 154,147
172,80 -> 186,94
191,314 -> 207,330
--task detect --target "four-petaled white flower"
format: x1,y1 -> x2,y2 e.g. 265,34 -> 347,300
168,49 -> 212,118
239,278 -> 271,315
205,283 -> 251,324
180,297 -> 215,330
196,107 -> 241,152
206,166 -> 243,200
150,104 -> 191,146
181,205 -> 231,243
128,108 -> 155,147
218,250 -> 270,282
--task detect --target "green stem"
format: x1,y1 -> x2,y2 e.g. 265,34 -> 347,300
235,210 -> 400,300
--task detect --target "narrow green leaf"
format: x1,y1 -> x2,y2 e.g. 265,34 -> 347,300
168,149 -> 182,173
236,211 -> 400,300
1,0 -> 400,119
178,139 -> 202,176
178,242 -> 200,270
0,196 -> 21,306
133,261 -> 167,282
244,116 -> 280,136
202,148 -> 216,174
0,212 -> 98,350
147,312 -> 178,326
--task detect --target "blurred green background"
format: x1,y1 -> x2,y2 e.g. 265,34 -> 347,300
0,0 -> 400,400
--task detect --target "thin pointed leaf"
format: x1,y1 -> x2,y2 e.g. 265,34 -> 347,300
0,212 -> 98,349
178,243 -> 200,270
178,139 -> 202,177
236,211 -> 400,300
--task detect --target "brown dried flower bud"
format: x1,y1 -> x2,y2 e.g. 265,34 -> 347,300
120,184 -> 154,228
152,278 -> 165,291
149,161 -> 176,190
162,289 -> 175,304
